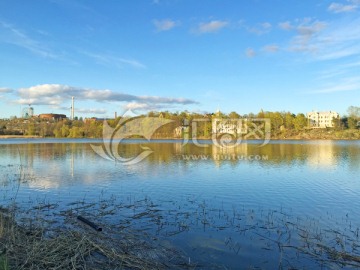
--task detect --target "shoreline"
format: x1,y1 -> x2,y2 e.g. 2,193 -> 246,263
1,136 -> 360,141
0,135 -> 41,139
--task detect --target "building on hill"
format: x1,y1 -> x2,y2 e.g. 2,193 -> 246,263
306,111 -> 339,128
39,114 -> 67,121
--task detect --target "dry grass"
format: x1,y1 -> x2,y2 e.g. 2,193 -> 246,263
0,207 -> 189,270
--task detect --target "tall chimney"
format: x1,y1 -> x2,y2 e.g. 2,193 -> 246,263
115,111 -> 117,119
71,96 -> 75,120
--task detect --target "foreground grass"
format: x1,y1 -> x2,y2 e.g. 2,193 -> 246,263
0,207 -> 188,270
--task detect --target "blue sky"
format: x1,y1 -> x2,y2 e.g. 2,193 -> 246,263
0,0 -> 360,118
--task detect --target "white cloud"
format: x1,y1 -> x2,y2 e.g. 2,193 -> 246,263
279,19 -> 327,39
262,22 -> 272,29
312,77 -> 360,93
296,21 -> 326,36
316,59 -> 360,81
118,58 -> 146,69
122,102 -> 177,112
279,16 -> 360,61
316,83 -> 359,93
317,69 -> 347,80
196,20 -> 228,34
303,17 -> 360,61
76,108 -> 107,114
153,19 -> 178,32
247,22 -> 272,35
290,22 -> 326,52
317,45 -> 360,60
279,19 -> 327,53
341,60 -> 360,68
0,87 -> 13,93
123,102 -> 160,111
278,21 -> 293,31
0,21 -> 57,58
15,84 -> 198,108
245,48 -> 256,58
262,44 -> 279,53
123,102 -> 150,110
82,51 -> 146,69
328,2 -> 359,13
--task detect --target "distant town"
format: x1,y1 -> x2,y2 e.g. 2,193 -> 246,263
0,106 -> 359,140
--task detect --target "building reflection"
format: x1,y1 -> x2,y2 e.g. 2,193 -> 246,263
307,142 -> 336,168
211,143 -> 248,167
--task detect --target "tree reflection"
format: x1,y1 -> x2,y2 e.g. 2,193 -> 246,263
0,141 -> 359,190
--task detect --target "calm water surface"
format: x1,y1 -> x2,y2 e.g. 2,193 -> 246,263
1,139 -> 360,269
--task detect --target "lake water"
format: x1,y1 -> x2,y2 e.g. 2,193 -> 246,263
1,139 -> 360,269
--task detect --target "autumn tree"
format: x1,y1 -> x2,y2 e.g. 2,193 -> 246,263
229,111 -> 240,119
283,112 -> 295,129
347,106 -> 360,119
69,126 -> 82,138
293,113 -> 307,131
346,106 -> 360,129
26,123 -> 36,136
61,125 -> 70,137
347,117 -> 358,129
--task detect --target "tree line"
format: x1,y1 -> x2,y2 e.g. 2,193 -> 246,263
0,106 -> 359,138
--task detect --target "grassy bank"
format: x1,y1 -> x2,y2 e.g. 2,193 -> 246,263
0,206 -> 188,270
1,129 -> 360,141
268,128 -> 360,140
0,135 -> 40,139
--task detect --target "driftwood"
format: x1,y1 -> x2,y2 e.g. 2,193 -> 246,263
77,215 -> 102,231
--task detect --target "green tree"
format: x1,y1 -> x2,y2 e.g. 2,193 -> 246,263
346,106 -> 359,129
347,106 -> 360,119
229,111 -> 240,119
69,126 -> 82,138
148,111 -> 156,117
53,128 -> 61,137
293,113 -> 307,131
284,112 -> 295,129
347,117 -> 358,129
72,120 -> 84,127
332,117 -> 341,129
39,122 -> 48,137
257,110 -> 265,118
26,123 -> 36,136
270,112 -> 284,131
61,125 -> 70,137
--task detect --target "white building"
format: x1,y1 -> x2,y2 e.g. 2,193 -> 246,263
211,109 -> 244,135
306,111 -> 339,128
212,119 -> 246,135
